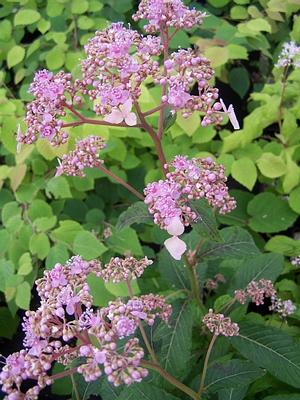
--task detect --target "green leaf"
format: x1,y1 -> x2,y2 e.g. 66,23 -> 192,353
163,107 -> 177,131
158,249 -> 190,290
7,46 -> 25,68
52,220 -> 83,244
46,243 -> 69,269
176,113 -> 199,136
34,216 -> 57,232
257,153 -> 287,178
0,260 -> 14,292
246,18 -> 272,33
29,233 -> 50,260
218,190 -> 253,227
265,235 -> 300,257
263,395 -> 300,400
14,9 -> 41,25
230,5 -> 248,20
46,46 -> 65,70
198,227 -> 259,259
205,359 -> 264,392
118,382 -> 180,400
86,274 -> 114,306
230,253 -> 284,292
71,0 -> 89,14
247,193 -> 297,233
289,186 -> 300,213
231,158 -> 257,190
73,231 -> 107,260
218,387 -> 248,400
205,46 -> 229,68
116,202 -> 152,230
229,67 -> 250,98
18,252 -> 33,276
0,307 -> 19,339
191,199 -> 222,242
230,323 -> 300,388
46,176 -> 72,199
154,301 -> 193,380
28,199 -> 53,220
15,281 -> 31,309
0,229 -> 10,255
107,227 -> 143,256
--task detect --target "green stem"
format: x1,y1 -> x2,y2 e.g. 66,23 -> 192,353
142,360 -> 199,400
183,255 -> 206,314
278,65 -> 289,135
198,335 -> 217,398
71,373 -> 80,400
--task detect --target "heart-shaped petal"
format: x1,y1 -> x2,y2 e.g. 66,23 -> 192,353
164,236 -> 187,260
104,109 -> 124,124
125,112 -> 137,126
166,216 -> 185,236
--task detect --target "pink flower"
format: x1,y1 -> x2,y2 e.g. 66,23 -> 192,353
219,99 -> 240,130
164,236 -> 187,260
104,99 -> 137,126
166,216 -> 185,236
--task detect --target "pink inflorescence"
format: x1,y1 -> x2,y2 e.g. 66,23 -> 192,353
55,135 -> 106,177
276,41 -> 300,69
101,256 -> 153,283
0,256 -> 171,399
144,155 -> 236,230
234,279 -> 296,319
291,255 -> 300,266
80,22 -> 162,117
133,0 -> 206,33
205,273 -> 226,291
18,70 -> 79,146
203,309 -> 239,337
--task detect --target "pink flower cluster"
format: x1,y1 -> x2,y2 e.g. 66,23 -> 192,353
55,135 -> 106,177
18,70 -> 78,146
205,273 -> 226,291
234,279 -> 296,318
203,309 -> 239,336
0,256 -> 171,398
133,0 -> 206,33
144,155 -> 236,230
276,41 -> 300,68
101,256 -> 153,283
291,255 -> 300,266
81,22 -> 162,116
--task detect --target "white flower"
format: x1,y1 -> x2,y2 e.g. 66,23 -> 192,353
104,98 -> 137,126
220,98 -> 240,130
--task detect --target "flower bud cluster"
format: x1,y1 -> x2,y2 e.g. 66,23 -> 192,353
144,155 -> 236,230
0,256 -> 171,398
235,279 -> 296,319
101,256 -> 153,283
81,22 -> 162,116
133,0 -> 206,33
291,255 -> 300,266
203,309 -> 239,336
276,41 -> 300,69
156,49 -> 222,123
19,70 -> 78,147
205,273 -> 226,291
55,136 -> 106,177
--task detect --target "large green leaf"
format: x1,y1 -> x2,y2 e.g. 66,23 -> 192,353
191,199 -> 222,242
248,193 -> 298,233
229,253 -> 284,292
218,386 -> 248,400
116,202 -> 152,230
118,382 -> 180,400
158,248 -> 190,291
230,323 -> 300,388
263,396 -> 300,400
73,231 -> 108,260
265,235 -> 300,256
153,301 -> 193,380
205,359 -> 264,392
198,227 -> 259,259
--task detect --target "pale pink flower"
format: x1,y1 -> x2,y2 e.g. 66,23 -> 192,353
104,99 -> 137,126
219,98 -> 240,130
164,236 -> 187,260
166,216 -> 185,236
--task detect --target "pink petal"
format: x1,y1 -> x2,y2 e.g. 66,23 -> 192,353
125,112 -> 137,126
164,236 -> 187,261
166,216 -> 185,236
219,98 -> 227,113
104,109 -> 124,124
227,105 -> 240,130
120,98 -> 133,115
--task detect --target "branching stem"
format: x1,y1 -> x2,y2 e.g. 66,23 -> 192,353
198,335 -> 217,398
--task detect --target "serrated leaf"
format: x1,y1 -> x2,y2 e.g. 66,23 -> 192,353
218,386 -> 248,400
231,158 -> 257,190
73,231 -> 107,260
118,382 -> 180,400
205,359 -> 264,392
230,323 -> 300,388
153,301 -> 193,380
230,253 -> 283,293
198,227 -> 259,259
191,199 -> 222,242
158,248 -> 190,290
116,202 -> 152,230
265,235 -> 300,256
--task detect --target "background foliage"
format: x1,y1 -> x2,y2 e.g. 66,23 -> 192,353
1,0 -> 300,399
